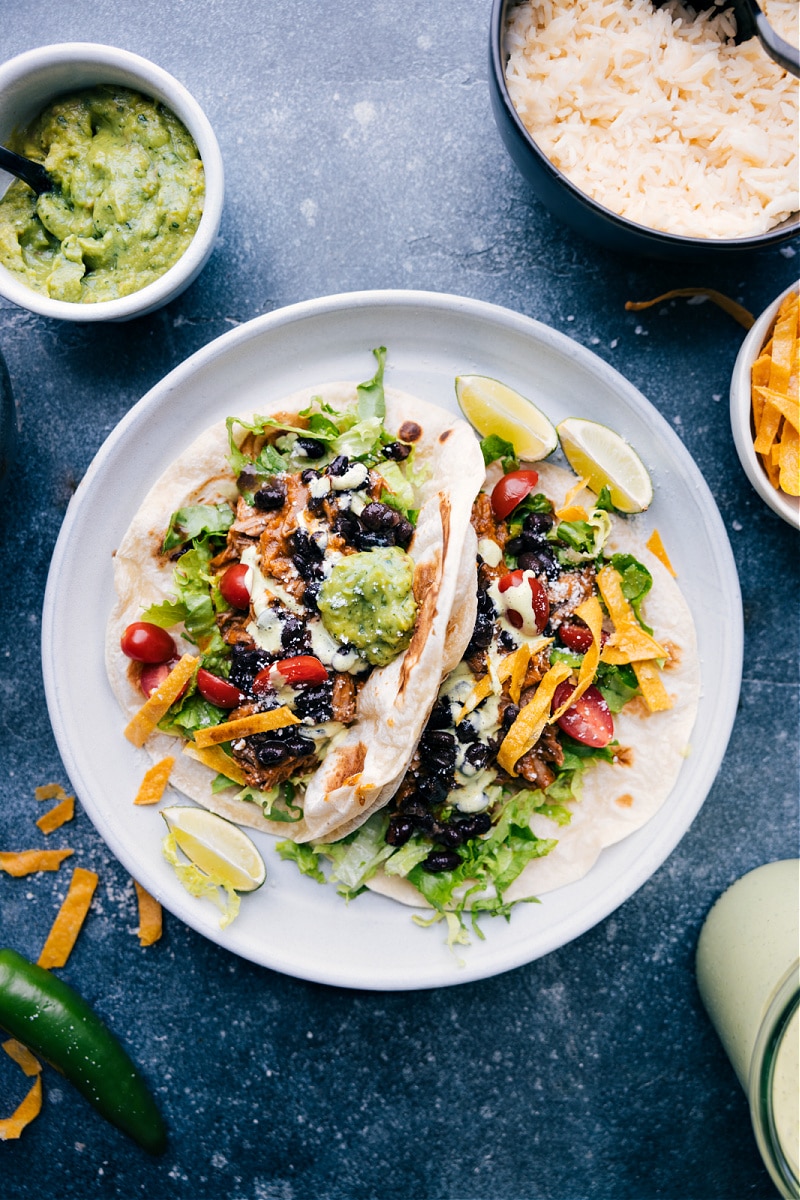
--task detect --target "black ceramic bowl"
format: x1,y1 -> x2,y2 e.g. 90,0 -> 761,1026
489,0 -> 800,259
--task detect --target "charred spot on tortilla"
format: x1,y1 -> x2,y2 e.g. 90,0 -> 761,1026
613,746 -> 635,767
325,742 -> 368,795
616,793 -> 635,808
398,549 -> 444,697
438,427 -> 453,443
662,641 -> 682,669
398,420 -> 422,443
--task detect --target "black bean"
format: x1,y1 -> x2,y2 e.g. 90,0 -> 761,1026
300,468 -> 320,485
456,812 -> 492,840
229,645 -> 274,692
501,703 -> 520,731
518,548 -> 558,578
284,733 -> 316,758
360,502 -> 399,532
292,683 -> 333,722
289,530 -> 324,562
253,480 -> 287,511
327,455 -> 350,477
386,816 -> 415,846
505,535 -> 525,557
421,849 -> 461,873
303,580 -> 321,610
398,795 -> 430,819
356,530 -> 395,551
434,823 -> 465,849
332,512 -> 362,545
253,740 -> 287,766
237,464 -> 264,493
420,730 -> 457,754
415,776 -> 451,805
464,742 -> 491,771
426,700 -> 453,730
382,441 -> 411,461
280,615 -> 311,655
523,512 -> 554,538
295,437 -> 326,459
393,518 -> 414,549
455,719 -> 478,744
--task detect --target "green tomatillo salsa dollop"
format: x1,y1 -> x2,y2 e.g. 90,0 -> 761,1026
0,85 -> 205,302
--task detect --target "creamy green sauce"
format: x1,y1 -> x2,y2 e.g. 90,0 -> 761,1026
317,547 -> 417,667
0,86 -> 205,303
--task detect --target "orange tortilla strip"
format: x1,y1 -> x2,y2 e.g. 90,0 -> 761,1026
551,595 -> 603,721
556,476 -> 589,522
0,1074 -> 42,1141
124,654 -> 199,748
134,881 -> 163,947
597,564 -> 672,712
456,644 -> 532,724
0,848 -> 74,877
632,660 -> 673,712
645,529 -> 677,577
34,783 -> 68,802
183,742 -> 249,786
193,706 -> 299,748
497,660 -> 572,775
2,1039 -> 41,1077
37,867 -> 99,969
625,289 -> 754,329
753,386 -> 799,434
778,422 -> 800,496
35,794 -> 75,835
134,756 -> 175,806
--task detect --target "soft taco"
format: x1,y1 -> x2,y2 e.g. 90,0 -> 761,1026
278,448 -> 700,934
106,349 -> 484,843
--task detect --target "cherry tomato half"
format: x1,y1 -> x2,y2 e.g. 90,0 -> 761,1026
219,562 -> 250,610
490,470 -> 540,521
552,681 -> 613,748
196,668 -> 244,709
498,569 -> 550,633
120,622 -> 176,664
558,621 -> 608,654
274,656 -> 329,686
139,659 -> 179,699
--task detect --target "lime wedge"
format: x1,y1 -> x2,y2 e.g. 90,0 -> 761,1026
161,806 -> 266,892
455,375 -> 558,461
556,418 -> 653,514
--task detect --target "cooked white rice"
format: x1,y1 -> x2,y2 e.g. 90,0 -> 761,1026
504,0 -> 799,238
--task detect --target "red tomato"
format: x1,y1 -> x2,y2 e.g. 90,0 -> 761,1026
275,656 -> 329,686
490,470 -> 540,520
219,562 -> 250,610
196,668 -> 244,709
498,569 -> 550,633
552,681 -> 613,748
120,621 -> 176,664
139,660 -> 177,698
558,622 -> 608,654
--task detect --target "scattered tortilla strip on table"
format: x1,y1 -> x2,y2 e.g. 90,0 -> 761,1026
35,794 -> 75,835
0,848 -> 74,877
625,289 -> 754,330
37,867 -> 99,969
34,783 -> 68,802
134,881 -> 163,947
133,756 -> 175,806
497,660 -> 572,775
183,743 -> 248,786
124,654 -> 199,748
645,529 -> 676,577
0,1039 -> 42,1141
193,706 -> 299,748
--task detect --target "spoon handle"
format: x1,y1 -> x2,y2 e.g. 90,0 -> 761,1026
0,145 -> 53,195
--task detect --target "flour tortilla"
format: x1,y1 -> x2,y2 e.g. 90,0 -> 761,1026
106,381 -> 484,842
364,461 -> 701,907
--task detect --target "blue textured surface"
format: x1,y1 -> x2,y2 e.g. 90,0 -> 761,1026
1,3 -> 798,1197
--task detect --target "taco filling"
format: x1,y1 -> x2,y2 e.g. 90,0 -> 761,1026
278,439 -> 698,940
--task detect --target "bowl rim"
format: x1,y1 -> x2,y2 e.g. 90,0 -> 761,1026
0,41 -> 224,322
489,0 -> 800,251
729,280 -> 800,530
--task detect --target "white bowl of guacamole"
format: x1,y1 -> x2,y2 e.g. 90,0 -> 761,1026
0,43 -> 224,321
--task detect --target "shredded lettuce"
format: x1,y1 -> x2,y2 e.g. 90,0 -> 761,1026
607,552 -> 653,630
276,840 -> 328,884
356,346 -> 387,421
162,831 -> 240,927
550,508 -> 612,563
479,434 -> 518,473
161,503 -> 234,554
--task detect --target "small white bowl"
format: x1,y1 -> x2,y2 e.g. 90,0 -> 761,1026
0,43 -> 224,322
730,281 -> 800,531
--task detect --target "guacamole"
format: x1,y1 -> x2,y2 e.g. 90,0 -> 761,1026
317,547 -> 418,668
0,86 -> 205,303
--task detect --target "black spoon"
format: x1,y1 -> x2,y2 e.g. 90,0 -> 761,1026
731,0 -> 800,75
0,145 -> 53,195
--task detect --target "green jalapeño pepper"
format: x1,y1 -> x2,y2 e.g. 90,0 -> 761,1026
0,948 -> 167,1154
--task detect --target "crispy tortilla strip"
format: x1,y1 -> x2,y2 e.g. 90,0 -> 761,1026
556,476 -> 589,522
183,743 -> 248,786
134,756 -> 175,806
753,386 -> 799,434
778,422 -> 800,496
124,654 -> 199,748
37,867 -> 99,969
193,706 -> 299,748
552,595 -> 603,721
35,795 -> 75,835
624,289 -> 754,329
751,352 -> 773,389
497,660 -> 572,776
597,565 -> 668,664
0,848 -> 74,877
455,644 -> 532,724
2,1039 -> 41,1077
0,1074 -> 42,1141
34,783 -> 67,802
632,660 -> 673,712
645,529 -> 677,577
134,880 -> 163,947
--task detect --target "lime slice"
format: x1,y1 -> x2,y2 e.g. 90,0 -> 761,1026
455,375 -> 558,461
556,418 -> 653,514
161,806 -> 266,892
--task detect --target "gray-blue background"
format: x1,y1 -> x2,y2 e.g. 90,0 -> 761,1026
1,3 -> 797,1198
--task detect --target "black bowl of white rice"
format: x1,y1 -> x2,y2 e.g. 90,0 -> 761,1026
489,0 -> 800,258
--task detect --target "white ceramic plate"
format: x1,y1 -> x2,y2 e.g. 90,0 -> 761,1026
42,290 -> 742,990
